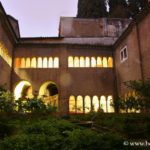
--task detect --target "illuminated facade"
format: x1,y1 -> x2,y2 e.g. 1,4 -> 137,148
0,3 -> 150,115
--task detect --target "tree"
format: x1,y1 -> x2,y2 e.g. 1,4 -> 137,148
128,0 -> 149,18
124,79 -> 150,112
108,0 -> 129,18
77,0 -> 107,18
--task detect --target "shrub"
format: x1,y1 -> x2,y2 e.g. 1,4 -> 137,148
0,134 -> 63,150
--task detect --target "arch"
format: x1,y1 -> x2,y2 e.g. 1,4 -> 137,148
80,57 -> 85,67
97,57 -> 103,67
37,57 -> 42,68
14,81 -> 33,100
48,57 -> 53,68
31,57 -> 37,68
76,95 -> 83,113
25,57 -> 31,68
54,57 -> 59,68
69,95 -> 76,113
74,57 -> 79,67
39,81 -> 58,106
100,96 -> 107,112
108,57 -> 113,68
84,96 -> 91,113
15,58 -> 21,68
92,96 -> 99,112
85,57 -> 90,67
107,96 -> 114,113
43,57 -> 48,68
21,58 -> 26,68
91,57 -> 96,67
68,56 -> 74,67
103,57 -> 108,68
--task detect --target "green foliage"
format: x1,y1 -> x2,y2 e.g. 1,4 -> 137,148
23,98 -> 46,113
124,79 -> 150,111
0,122 -> 15,139
0,86 -> 15,113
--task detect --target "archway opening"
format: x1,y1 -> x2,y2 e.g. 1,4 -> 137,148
14,81 -> 33,100
39,81 -> 58,106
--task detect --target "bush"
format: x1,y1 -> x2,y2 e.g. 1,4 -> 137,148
0,122 -> 15,138
0,134 -> 63,150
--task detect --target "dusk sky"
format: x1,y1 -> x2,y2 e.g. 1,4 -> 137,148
0,0 -> 78,37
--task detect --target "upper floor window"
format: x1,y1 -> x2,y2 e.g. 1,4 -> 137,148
120,46 -> 128,62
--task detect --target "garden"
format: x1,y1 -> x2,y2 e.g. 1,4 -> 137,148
0,79 -> 150,150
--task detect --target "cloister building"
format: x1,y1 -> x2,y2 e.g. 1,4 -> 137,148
0,3 -> 150,115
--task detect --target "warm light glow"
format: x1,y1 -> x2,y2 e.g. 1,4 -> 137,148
100,96 -> 107,112
84,96 -> 91,113
91,57 -> 96,67
21,58 -> 26,68
31,57 -> 36,68
76,96 -> 83,113
37,57 -> 42,68
14,81 -> 33,99
69,96 -> 76,113
54,57 -> 59,68
15,58 -> 21,68
80,57 -> 85,67
107,96 -> 114,112
0,42 -> 12,66
85,57 -> 90,67
43,57 -> 48,68
97,57 -> 103,67
74,57 -> 80,67
103,57 -> 108,68
39,81 -> 58,106
68,56 -> 74,67
92,96 -> 99,112
108,57 -> 113,68
48,57 -> 53,68
26,57 -> 30,68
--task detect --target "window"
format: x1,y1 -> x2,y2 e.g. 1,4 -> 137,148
37,57 -> 42,68
120,46 -> 128,62
43,57 -> 48,68
54,57 -> 59,68
69,96 -> 76,113
68,56 -> 74,67
31,57 -> 36,68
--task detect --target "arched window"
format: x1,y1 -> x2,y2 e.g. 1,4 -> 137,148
92,96 -> 99,112
69,96 -> 76,113
68,56 -> 74,67
103,57 -> 108,68
21,58 -> 26,68
91,57 -> 96,67
15,58 -> 21,68
26,58 -> 30,68
54,57 -> 59,68
31,57 -> 36,68
107,96 -> 114,113
43,57 -> 48,68
80,57 -> 85,67
85,57 -> 90,67
84,96 -> 91,113
74,57 -> 80,67
108,57 -> 113,68
97,57 -> 103,67
76,96 -> 83,113
100,96 -> 107,112
37,57 -> 42,68
48,57 -> 53,68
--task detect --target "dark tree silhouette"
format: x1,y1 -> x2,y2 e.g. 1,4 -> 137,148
108,0 -> 129,18
77,0 -> 107,18
77,0 -> 149,19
